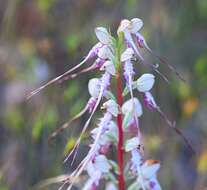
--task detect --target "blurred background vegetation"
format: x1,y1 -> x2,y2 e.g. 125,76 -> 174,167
0,0 -> 207,189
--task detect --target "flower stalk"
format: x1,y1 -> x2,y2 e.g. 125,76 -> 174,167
116,55 -> 125,190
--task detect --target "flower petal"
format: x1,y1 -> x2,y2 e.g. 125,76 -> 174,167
122,98 -> 143,117
100,60 -> 116,76
102,99 -> 119,116
117,19 -> 130,34
129,18 -> 143,33
88,78 -> 100,98
94,155 -> 111,173
142,160 -> 160,179
98,46 -> 113,60
105,182 -> 118,190
125,137 -> 140,152
121,48 -> 134,62
137,73 -> 155,92
95,27 -> 113,45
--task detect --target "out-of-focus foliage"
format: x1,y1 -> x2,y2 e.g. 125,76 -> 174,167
0,0 -> 206,190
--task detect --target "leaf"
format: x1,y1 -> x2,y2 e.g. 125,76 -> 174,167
123,112 -> 132,129
128,181 -> 140,190
108,160 -> 119,175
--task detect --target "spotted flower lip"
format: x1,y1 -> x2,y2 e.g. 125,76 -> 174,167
100,60 -> 116,76
125,137 -> 141,152
102,99 -> 119,117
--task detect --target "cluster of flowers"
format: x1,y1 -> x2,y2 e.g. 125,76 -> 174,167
61,18 -> 162,190
28,18 -> 189,190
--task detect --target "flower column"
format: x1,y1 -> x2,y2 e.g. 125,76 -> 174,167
115,33 -> 125,190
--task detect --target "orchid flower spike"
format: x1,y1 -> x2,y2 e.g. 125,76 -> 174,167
28,17 -> 194,190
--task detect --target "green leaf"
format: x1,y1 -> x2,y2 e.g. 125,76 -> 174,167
123,112 -> 132,129
105,91 -> 116,101
122,86 -> 129,96
109,160 -> 119,174
128,181 -> 140,190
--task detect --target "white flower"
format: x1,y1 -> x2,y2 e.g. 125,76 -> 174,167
88,78 -> 100,98
141,160 -> 160,179
122,98 -> 143,117
117,18 -> 143,34
94,155 -> 111,173
117,19 -> 130,34
86,161 -> 96,177
131,149 -> 142,170
104,121 -> 117,142
95,27 -> 113,45
129,159 -> 162,190
102,99 -> 119,117
121,48 -> 134,62
90,127 -> 99,140
105,182 -> 117,190
98,46 -> 113,60
125,137 -> 141,152
100,60 -> 116,75
129,18 -> 143,34
136,73 -> 155,92
137,160 -> 161,190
